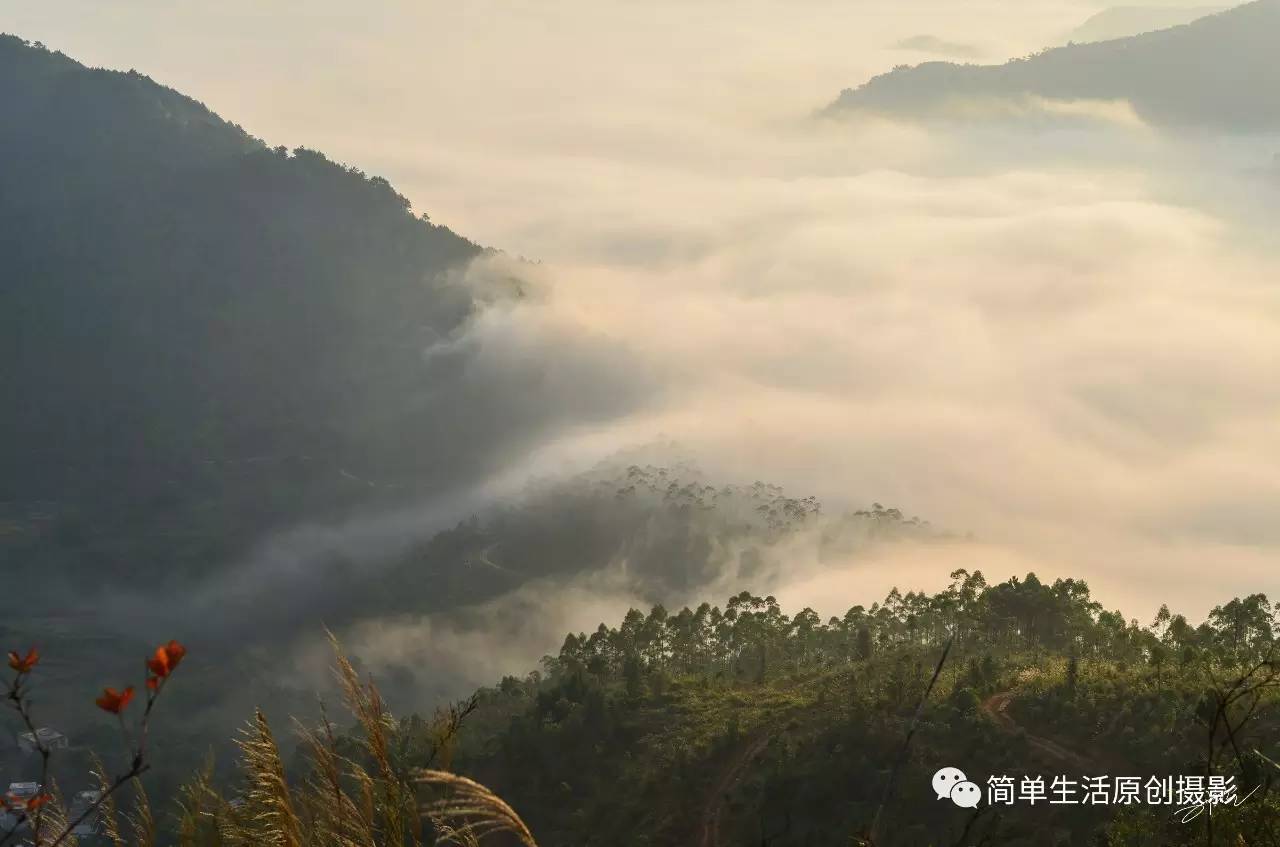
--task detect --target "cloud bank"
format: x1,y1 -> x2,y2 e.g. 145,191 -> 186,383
9,0 -> 1280,687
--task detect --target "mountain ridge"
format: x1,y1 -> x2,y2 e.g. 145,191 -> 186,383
1062,5 -> 1229,45
826,0 -> 1280,129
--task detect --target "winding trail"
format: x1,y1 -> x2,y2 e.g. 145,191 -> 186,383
695,691 -> 1094,846
980,691 -> 1095,771
697,729 -> 774,847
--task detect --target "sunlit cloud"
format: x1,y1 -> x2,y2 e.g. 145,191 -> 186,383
8,0 -> 1280,673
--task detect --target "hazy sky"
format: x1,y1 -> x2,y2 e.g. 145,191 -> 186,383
5,0 -> 1278,630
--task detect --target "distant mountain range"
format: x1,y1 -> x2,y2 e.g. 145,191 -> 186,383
1062,4 -> 1228,44
827,0 -> 1279,129
893,34 -> 983,59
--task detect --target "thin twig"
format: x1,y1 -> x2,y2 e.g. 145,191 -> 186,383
50,673 -> 171,847
866,633 -> 955,845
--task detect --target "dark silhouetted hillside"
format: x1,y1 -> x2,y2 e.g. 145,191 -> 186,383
0,36 -> 528,589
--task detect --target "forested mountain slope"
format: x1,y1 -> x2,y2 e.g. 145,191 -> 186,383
48,570 -> 1276,846
428,573 -> 1280,846
0,35 -> 501,592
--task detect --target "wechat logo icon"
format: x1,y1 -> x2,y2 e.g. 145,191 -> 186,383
932,766 -> 981,808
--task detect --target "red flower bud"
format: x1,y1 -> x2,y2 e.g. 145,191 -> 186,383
7,648 -> 39,674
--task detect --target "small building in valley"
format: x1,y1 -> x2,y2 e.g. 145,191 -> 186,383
17,727 -> 68,755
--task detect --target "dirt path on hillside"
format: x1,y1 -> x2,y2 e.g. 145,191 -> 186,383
695,693 -> 1093,846
697,728 -> 775,847
981,692 -> 1095,771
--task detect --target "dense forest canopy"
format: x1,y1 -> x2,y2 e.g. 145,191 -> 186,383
6,565 -> 1278,845
827,0 -> 1280,128
433,572 -> 1280,845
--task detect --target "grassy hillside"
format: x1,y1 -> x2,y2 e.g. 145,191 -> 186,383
827,0 -> 1280,129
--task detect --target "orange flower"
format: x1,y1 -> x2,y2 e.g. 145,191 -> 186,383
95,686 -> 135,714
165,639 -> 187,667
26,793 -> 49,813
146,649 -> 168,678
7,647 -> 39,673
147,640 -> 186,679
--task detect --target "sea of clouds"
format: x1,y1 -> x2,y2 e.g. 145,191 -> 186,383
10,0 -> 1280,696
